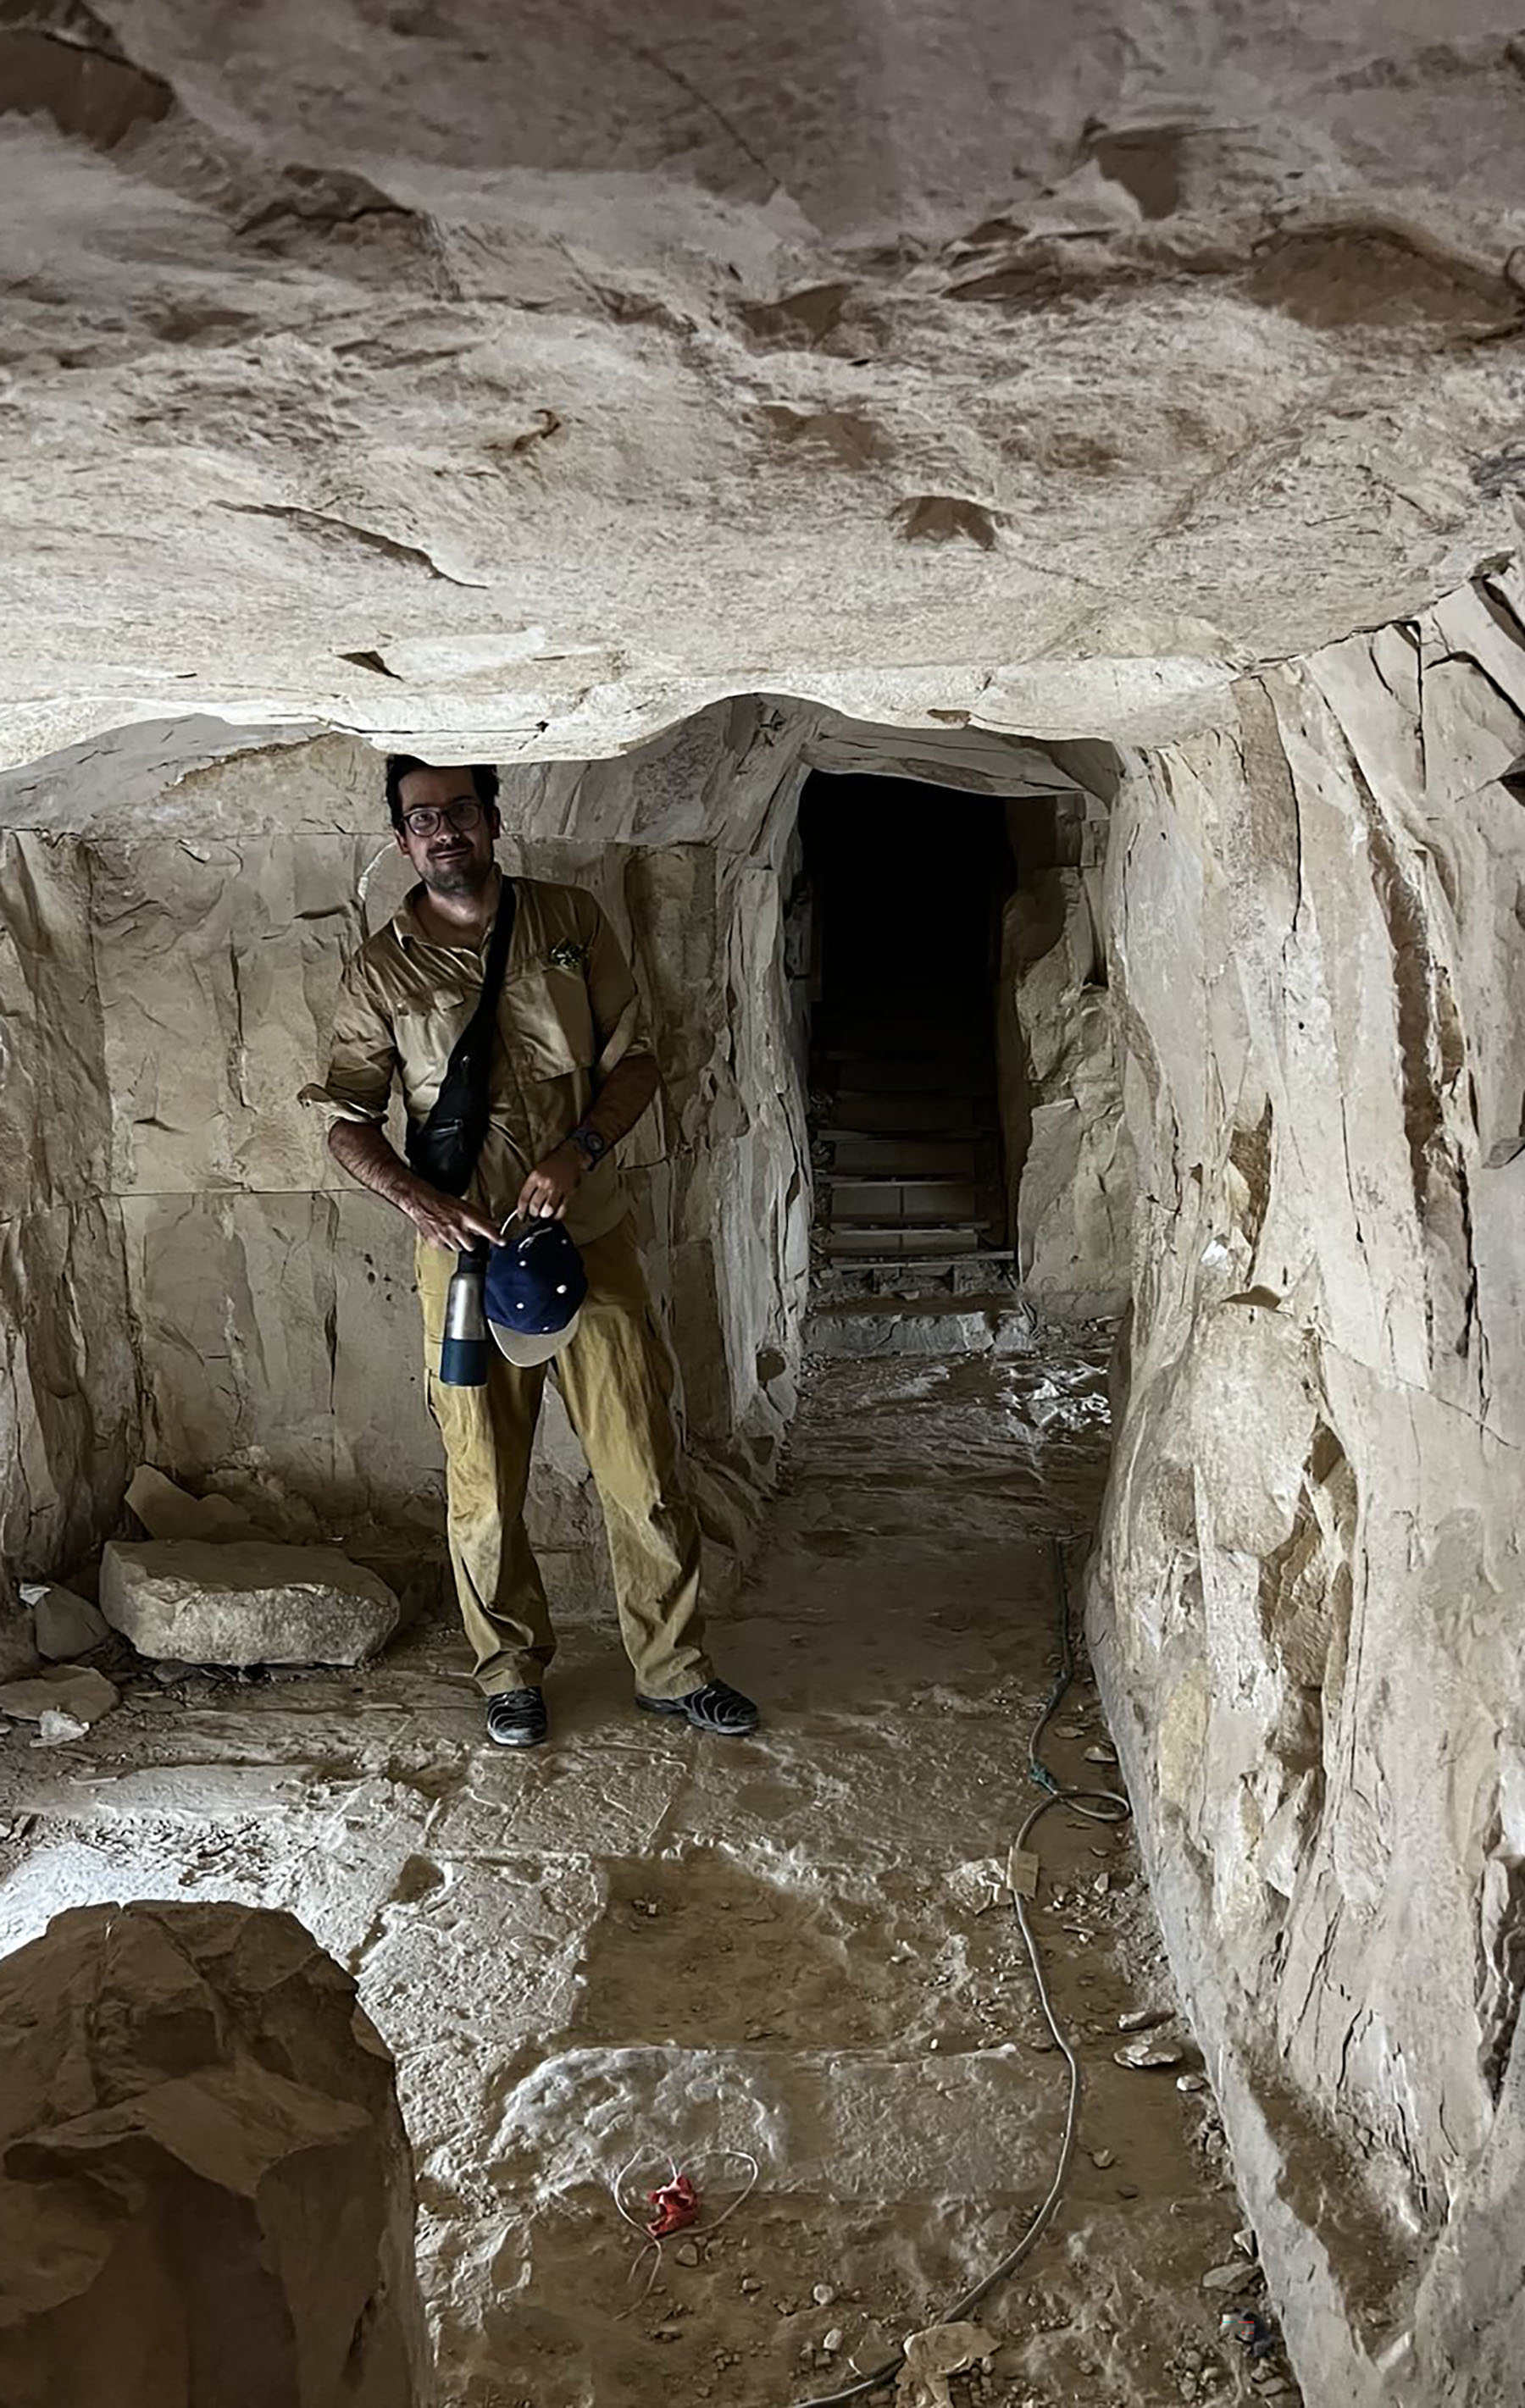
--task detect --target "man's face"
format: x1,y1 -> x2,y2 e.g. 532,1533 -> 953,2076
395,765 -> 499,898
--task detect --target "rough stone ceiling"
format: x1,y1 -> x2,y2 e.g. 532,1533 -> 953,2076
3,0 -> 1525,769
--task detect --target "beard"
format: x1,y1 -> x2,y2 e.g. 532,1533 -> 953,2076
422,844 -> 492,897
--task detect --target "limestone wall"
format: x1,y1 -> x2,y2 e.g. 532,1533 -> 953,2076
0,834 -> 139,1640
1091,570 -> 1525,2403
998,780 -> 1133,1315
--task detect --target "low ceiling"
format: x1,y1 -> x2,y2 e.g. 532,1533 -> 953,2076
3,0 -> 1525,771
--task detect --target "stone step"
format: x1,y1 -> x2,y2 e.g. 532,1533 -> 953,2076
824,1225 -> 989,1259
802,1293 -> 1039,1359
827,1134 -> 979,1177
812,1247 -> 1019,1298
825,1091 -> 997,1137
829,1176 -> 982,1226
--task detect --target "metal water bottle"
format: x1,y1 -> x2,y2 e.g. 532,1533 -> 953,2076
440,1246 -> 490,1387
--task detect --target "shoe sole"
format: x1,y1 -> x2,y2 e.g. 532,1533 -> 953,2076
486,1721 -> 548,1748
635,1696 -> 760,1736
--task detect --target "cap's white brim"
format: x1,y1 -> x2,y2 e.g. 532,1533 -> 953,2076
488,1307 -> 582,1369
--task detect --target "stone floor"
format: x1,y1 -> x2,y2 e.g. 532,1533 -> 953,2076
0,1340 -> 1299,2408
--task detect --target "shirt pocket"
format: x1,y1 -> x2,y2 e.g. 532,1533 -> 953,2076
502,966 -> 596,1081
392,1001 -> 470,1116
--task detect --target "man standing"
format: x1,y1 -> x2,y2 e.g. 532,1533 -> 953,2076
301,756 -> 759,1749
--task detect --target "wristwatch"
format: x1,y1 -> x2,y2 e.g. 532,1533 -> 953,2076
569,1126 -> 609,1171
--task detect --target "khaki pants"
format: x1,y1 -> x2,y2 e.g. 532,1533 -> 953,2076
418,1218 -> 711,1700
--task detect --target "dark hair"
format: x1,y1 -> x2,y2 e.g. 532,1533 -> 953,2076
385,756 -> 502,831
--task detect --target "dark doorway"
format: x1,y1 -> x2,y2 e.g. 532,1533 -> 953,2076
796,772 -> 1014,1288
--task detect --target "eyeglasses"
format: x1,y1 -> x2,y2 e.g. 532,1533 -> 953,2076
402,798 -> 485,839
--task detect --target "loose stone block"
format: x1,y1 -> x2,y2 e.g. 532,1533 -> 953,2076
99,1539 -> 400,1666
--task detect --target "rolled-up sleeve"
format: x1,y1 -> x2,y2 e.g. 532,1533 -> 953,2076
297,953 -> 398,1125
584,895 -> 656,1080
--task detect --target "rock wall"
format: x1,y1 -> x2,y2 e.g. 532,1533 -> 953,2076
0,1898 -> 432,2408
1091,568 -> 1525,2404
998,777 -> 1133,1315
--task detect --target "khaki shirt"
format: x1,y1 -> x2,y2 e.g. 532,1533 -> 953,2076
300,875 -> 654,1244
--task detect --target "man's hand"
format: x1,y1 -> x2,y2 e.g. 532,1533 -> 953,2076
516,1142 -> 584,1222
327,1120 -> 502,1251
402,1181 -> 503,1254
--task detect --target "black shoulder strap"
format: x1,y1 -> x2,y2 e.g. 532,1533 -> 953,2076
403,879 -> 518,1194
470,877 -> 517,1043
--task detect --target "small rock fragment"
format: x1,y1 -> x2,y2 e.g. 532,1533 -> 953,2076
0,1665 -> 119,1729
948,1857 -> 1010,1914
1202,2262 -> 1250,2292
23,1582 -> 108,1663
1115,2036 -> 1184,2070
812,2283 -> 836,2306
1084,1744 -> 1118,1763
1177,2071 -> 1207,2093
896,2320 -> 996,2403
823,2328 -> 844,2353
740,2275 -> 762,2295
1117,2183 -> 1140,2199
1117,2007 -> 1169,2033
1090,2148 -> 1116,2169
125,1465 -> 264,1542
32,1709 -> 90,1746
676,2242 -> 701,2267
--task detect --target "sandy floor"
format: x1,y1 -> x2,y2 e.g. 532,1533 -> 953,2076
0,1340 -> 1299,2408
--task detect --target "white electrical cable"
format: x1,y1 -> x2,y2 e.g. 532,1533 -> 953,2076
788,1538 -> 1131,2408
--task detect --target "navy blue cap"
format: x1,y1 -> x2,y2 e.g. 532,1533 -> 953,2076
485,1221 -> 589,1366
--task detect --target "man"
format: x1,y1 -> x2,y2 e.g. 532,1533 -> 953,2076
300,756 -> 759,1749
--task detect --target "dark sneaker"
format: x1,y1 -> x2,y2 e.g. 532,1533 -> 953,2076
636,1679 -> 760,1736
485,1687 -> 548,1748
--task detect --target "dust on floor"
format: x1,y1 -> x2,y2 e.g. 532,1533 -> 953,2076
0,1338 -> 1298,2408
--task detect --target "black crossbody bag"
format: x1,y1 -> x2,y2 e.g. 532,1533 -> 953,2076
403,883 -> 518,1198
